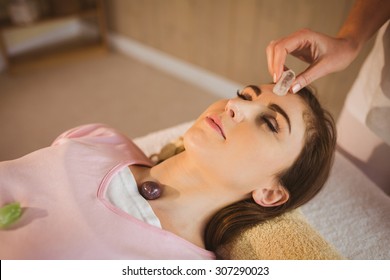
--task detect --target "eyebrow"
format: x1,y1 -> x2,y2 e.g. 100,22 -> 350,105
246,85 -> 262,96
269,103 -> 291,134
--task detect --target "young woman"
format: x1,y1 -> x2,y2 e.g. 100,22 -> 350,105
0,83 -> 336,259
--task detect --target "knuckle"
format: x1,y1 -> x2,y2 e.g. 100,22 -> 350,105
298,28 -> 312,35
301,74 -> 312,86
266,40 -> 276,50
273,43 -> 285,53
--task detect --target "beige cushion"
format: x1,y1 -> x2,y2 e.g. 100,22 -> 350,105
217,210 -> 343,260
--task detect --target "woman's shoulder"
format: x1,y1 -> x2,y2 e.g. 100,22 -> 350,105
51,123 -> 125,145
51,123 -> 154,166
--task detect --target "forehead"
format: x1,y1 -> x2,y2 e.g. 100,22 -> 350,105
246,84 -> 308,132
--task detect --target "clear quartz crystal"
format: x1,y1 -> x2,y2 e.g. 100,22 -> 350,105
273,70 -> 296,96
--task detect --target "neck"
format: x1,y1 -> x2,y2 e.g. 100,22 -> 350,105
131,151 -> 242,248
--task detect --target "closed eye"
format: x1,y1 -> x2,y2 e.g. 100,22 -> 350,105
260,115 -> 279,133
236,90 -> 252,101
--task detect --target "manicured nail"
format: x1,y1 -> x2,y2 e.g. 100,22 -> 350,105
273,73 -> 277,83
292,83 -> 301,94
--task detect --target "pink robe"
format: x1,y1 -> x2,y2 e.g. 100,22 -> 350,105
0,124 -> 215,260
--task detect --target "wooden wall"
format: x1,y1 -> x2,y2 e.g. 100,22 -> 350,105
105,0 -> 374,119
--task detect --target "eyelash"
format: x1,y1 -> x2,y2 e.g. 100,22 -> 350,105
236,90 -> 279,133
261,115 -> 279,133
236,90 -> 252,101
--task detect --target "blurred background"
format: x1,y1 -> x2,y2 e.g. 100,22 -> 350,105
0,0 -> 375,160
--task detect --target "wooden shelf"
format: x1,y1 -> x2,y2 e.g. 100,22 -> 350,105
0,0 -> 108,73
0,9 -> 99,31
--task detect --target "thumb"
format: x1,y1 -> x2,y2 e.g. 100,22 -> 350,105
291,73 -> 312,93
291,63 -> 326,93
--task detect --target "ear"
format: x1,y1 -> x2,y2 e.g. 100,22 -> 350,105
252,184 -> 290,207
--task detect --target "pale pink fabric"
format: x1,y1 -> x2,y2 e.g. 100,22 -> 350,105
0,124 -> 215,260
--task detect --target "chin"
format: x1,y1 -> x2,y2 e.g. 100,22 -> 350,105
183,126 -> 219,162
183,125 -> 205,153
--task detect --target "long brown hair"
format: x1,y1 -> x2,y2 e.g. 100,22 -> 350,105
203,86 -> 337,252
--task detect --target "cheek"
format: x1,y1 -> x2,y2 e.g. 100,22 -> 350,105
183,99 -> 228,159
223,132 -> 284,178
196,99 -> 228,119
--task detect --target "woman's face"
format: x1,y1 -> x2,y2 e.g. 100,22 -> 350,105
184,84 -> 308,193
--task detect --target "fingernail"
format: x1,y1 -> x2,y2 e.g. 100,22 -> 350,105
273,73 -> 277,83
292,83 -> 301,94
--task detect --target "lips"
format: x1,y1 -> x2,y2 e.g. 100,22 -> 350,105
206,115 -> 226,139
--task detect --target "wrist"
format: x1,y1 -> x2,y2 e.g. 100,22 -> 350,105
335,35 -> 362,59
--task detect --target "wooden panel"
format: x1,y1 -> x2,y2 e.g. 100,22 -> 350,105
106,0 -> 373,119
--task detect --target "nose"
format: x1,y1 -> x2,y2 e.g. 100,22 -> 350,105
225,99 -> 244,123
225,99 -> 261,123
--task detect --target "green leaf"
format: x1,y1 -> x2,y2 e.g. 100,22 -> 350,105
0,202 -> 22,229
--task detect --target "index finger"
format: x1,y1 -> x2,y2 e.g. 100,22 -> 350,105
267,29 -> 315,82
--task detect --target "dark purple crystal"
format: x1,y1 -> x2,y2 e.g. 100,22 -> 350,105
139,181 -> 162,200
